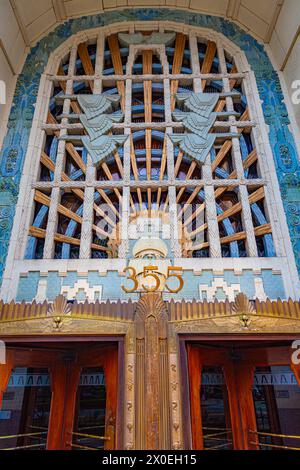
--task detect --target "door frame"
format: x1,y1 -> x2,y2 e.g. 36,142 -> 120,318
0,336 -> 124,450
180,334 -> 300,450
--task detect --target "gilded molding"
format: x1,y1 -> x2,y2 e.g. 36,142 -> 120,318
1,293 -> 300,335
1,293 -> 300,451
134,293 -> 171,450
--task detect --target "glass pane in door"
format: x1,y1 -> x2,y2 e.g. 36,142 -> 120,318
253,366 -> 300,450
72,367 -> 106,450
200,366 -> 233,450
0,368 -> 51,450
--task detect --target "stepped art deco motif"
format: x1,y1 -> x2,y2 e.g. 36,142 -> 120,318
170,92 -> 240,165
60,93 -> 128,167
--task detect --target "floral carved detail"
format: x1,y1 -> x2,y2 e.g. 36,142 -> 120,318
47,295 -> 72,330
232,293 -> 255,328
171,382 -> 178,391
47,294 -> 72,317
172,442 -> 182,450
128,380 -> 133,391
134,292 -> 168,323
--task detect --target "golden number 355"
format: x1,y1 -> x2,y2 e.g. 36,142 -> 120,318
121,266 -> 184,294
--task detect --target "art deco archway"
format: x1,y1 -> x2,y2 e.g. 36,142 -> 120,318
14,23 -> 276,264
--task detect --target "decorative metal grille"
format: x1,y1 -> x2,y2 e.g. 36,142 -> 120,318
26,30 -> 275,260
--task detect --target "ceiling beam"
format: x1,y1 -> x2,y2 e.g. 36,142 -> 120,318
9,0 -> 30,46
264,0 -> 284,44
280,25 -> 300,71
0,39 -> 16,75
52,0 -> 67,22
226,0 -> 241,19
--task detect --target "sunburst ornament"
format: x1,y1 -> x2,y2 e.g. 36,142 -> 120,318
47,294 -> 71,316
47,294 -> 72,330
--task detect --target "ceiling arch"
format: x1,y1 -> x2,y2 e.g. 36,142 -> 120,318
9,0 -> 283,46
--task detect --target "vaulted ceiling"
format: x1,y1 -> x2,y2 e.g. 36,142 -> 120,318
0,0 -> 299,80
9,0 -> 284,45
1,1 -> 300,171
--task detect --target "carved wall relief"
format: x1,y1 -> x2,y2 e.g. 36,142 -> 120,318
134,293 -> 171,450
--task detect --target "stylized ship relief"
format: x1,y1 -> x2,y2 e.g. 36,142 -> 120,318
169,92 -> 241,165
79,113 -> 123,140
172,111 -> 216,135
78,94 -> 121,118
59,93 -> 128,167
118,32 -> 176,46
176,92 -> 220,118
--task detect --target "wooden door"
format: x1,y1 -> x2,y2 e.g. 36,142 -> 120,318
187,344 -> 258,450
187,342 -> 300,450
0,343 -> 119,450
48,344 -> 118,450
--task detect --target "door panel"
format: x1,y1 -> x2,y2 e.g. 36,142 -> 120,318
47,362 -> 80,450
0,343 -> 119,451
0,368 -> 52,450
71,367 -> 107,450
200,366 -> 233,450
187,343 -> 300,450
187,344 -> 248,450
252,365 -> 300,450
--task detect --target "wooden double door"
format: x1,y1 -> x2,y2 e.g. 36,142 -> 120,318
187,342 -> 300,450
0,343 -> 118,450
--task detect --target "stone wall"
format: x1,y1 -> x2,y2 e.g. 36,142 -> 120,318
0,8 -> 299,296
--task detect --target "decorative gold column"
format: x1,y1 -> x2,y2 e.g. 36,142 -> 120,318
135,293 -> 171,449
